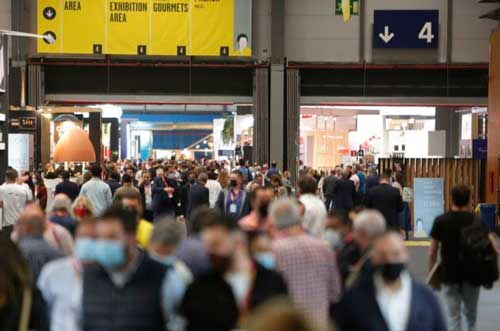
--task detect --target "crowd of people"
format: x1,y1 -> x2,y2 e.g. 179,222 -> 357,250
0,157 -> 497,331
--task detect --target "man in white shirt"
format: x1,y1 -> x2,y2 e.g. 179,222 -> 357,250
205,171 -> 222,209
334,231 -> 446,331
297,175 -> 327,238
38,218 -> 97,331
0,169 -> 31,238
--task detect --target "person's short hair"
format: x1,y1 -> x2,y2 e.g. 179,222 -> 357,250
150,216 -> 186,247
121,173 -> 132,184
207,170 -> 218,180
452,184 -> 471,207
110,171 -> 120,181
231,170 -> 243,178
368,167 -> 377,175
5,169 -> 18,182
189,207 -> 222,234
99,207 -> 138,234
89,164 -> 101,177
198,172 -> 208,185
270,174 -> 282,186
202,213 -> 238,232
327,209 -> 351,227
353,209 -> 386,238
60,170 -> 70,180
380,169 -> 392,180
269,198 -> 302,230
50,194 -> 73,213
237,33 -> 248,42
298,175 -> 317,195
271,161 -> 277,168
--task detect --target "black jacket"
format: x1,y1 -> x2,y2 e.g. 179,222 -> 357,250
181,263 -> 288,331
55,179 -> 80,201
323,175 -> 338,198
187,183 -> 209,218
334,278 -> 446,331
333,178 -> 356,211
105,179 -> 121,196
364,183 -> 404,229
216,189 -> 251,221
152,176 -> 179,217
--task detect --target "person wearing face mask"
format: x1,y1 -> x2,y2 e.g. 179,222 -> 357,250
148,216 -> 191,331
180,216 -> 288,331
247,231 -> 275,270
325,210 -> 361,286
334,232 -> 446,331
216,170 -> 251,221
81,207 -> 177,331
37,218 -> 97,331
152,165 -> 179,219
345,210 -> 386,289
239,186 -> 275,232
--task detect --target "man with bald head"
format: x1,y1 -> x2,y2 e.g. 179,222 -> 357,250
335,232 -> 446,331
16,204 -> 64,281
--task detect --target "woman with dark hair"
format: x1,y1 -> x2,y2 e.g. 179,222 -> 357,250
21,171 -> 35,198
0,238 -> 49,331
33,173 -> 48,211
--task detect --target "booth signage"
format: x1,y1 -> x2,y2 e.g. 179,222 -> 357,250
19,117 -> 37,130
38,0 -> 252,57
373,10 -> 439,49
413,177 -> 444,239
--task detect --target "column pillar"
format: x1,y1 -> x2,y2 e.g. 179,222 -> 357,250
253,67 -> 270,165
435,107 -> 459,158
0,36 -> 9,182
268,0 -> 285,169
89,112 -> 102,165
486,28 -> 500,204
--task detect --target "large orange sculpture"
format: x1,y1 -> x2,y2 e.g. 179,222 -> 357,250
53,126 -> 96,162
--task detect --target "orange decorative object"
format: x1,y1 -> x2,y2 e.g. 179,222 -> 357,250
53,126 -> 96,162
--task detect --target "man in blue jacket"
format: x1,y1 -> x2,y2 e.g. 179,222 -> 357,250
334,231 -> 446,331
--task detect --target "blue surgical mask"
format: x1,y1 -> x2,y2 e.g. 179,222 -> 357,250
32,179 -> 37,186
324,229 -> 343,251
149,251 -> 176,267
75,237 -> 96,262
254,252 -> 275,270
94,240 -> 126,269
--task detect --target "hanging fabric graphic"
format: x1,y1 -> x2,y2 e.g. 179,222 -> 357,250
342,0 -> 351,22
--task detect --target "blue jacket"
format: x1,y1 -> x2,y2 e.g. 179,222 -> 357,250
334,278 -> 446,331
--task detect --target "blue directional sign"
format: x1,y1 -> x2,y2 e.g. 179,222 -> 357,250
373,10 -> 439,49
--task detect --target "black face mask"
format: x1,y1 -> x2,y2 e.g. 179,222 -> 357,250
209,253 -> 232,274
258,203 -> 270,219
377,263 -> 405,282
230,179 -> 238,187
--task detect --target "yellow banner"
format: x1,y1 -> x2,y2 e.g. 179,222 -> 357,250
37,0 -> 251,56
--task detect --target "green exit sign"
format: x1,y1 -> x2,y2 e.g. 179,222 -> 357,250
335,0 -> 360,16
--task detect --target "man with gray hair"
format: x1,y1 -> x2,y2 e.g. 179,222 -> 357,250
345,209 -> 386,289
270,198 -> 342,329
148,216 -> 192,285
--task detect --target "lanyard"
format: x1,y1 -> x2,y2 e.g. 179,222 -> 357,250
229,189 -> 241,203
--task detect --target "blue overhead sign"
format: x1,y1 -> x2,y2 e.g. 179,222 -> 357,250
373,10 -> 439,49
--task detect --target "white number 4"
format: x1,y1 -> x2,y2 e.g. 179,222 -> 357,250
418,22 -> 434,43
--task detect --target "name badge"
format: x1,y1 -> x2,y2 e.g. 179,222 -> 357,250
229,203 -> 238,214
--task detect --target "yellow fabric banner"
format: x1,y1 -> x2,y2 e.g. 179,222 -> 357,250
37,0 -> 250,56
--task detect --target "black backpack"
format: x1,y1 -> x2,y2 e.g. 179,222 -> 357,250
459,217 -> 499,288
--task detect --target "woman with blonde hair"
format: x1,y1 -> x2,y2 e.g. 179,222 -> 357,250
218,169 -> 229,190
247,299 -> 316,331
72,196 -> 94,222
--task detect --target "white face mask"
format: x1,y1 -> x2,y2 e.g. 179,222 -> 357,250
324,229 -> 343,251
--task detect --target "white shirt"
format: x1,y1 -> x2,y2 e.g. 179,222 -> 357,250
37,257 -> 82,331
350,174 -> 360,191
205,179 -> 222,208
299,194 -> 327,238
0,183 -> 31,228
375,271 -> 412,331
